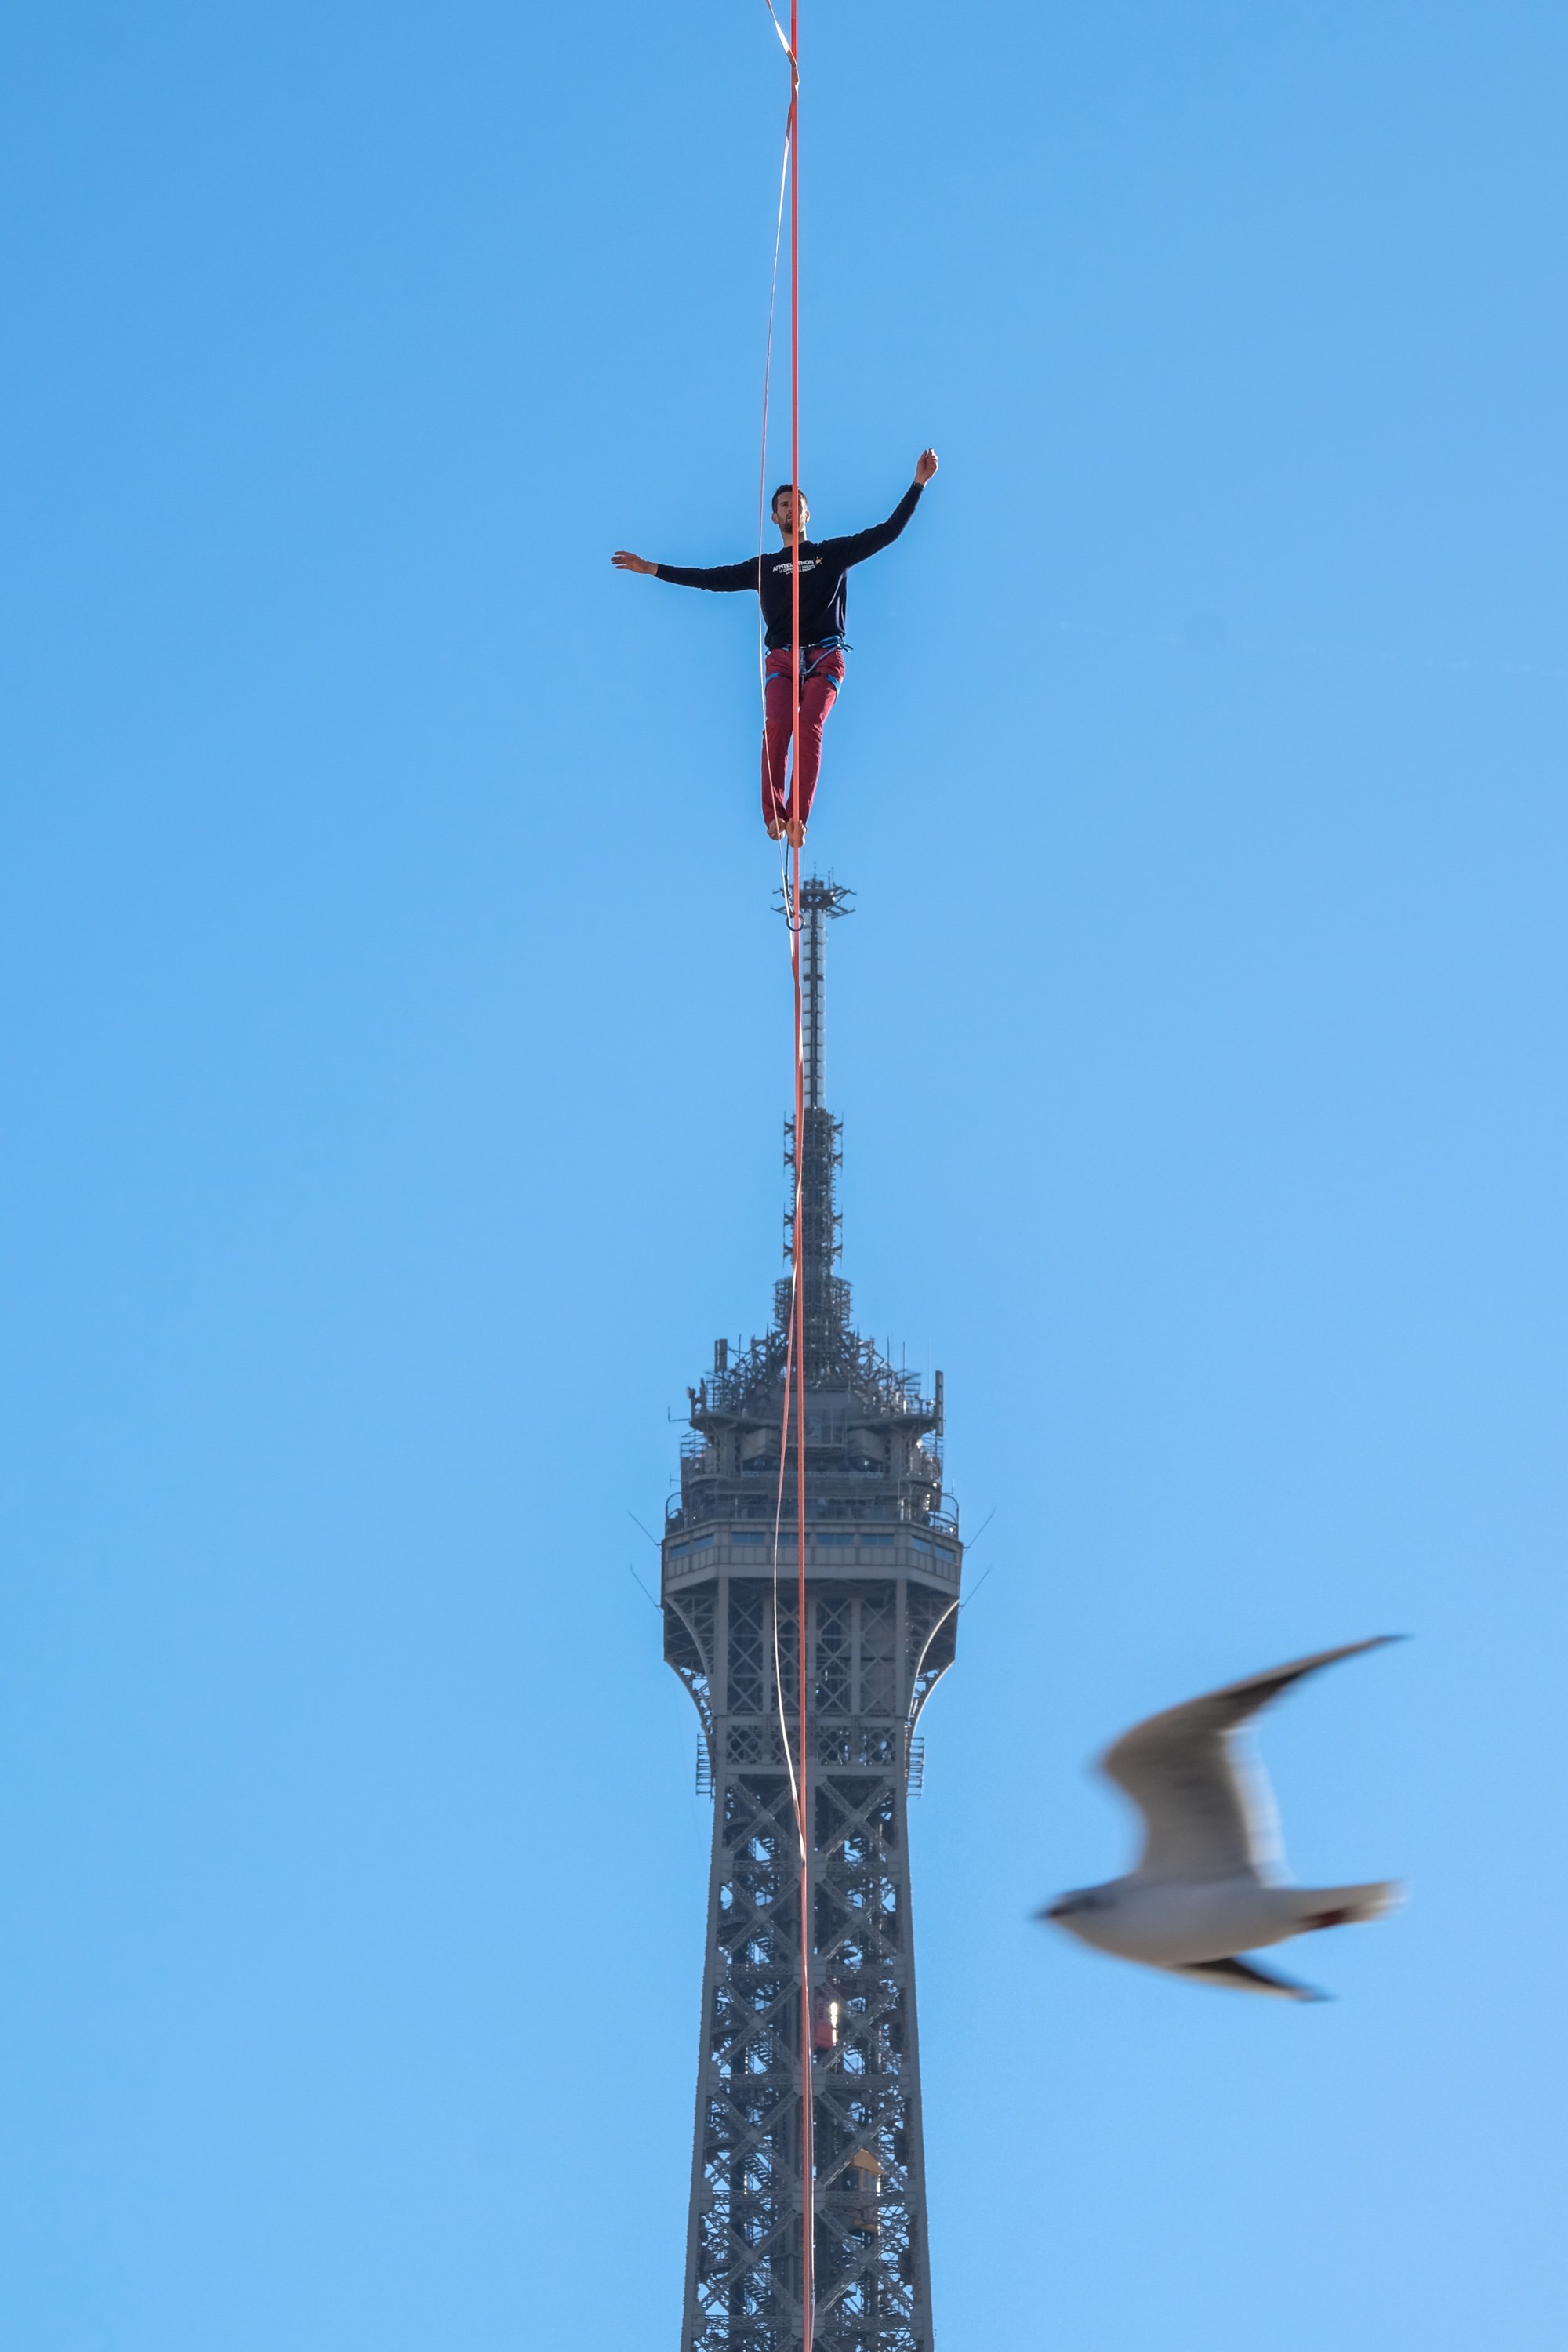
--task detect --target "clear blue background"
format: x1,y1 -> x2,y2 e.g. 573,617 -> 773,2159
3,3 -> 1564,2346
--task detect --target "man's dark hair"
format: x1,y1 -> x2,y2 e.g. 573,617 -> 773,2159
771,482 -> 804,510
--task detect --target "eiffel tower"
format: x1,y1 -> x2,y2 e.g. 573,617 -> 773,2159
661,877 -> 962,2352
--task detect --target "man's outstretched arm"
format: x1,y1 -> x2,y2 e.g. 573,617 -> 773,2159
611,550 -> 759,590
826,448 -> 939,569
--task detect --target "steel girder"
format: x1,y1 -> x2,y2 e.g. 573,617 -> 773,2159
668,1578 -> 955,2352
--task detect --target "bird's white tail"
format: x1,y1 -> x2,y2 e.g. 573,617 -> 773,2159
1295,1880 -> 1405,1932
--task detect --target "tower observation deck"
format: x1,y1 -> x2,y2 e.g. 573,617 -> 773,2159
662,877 -> 961,2352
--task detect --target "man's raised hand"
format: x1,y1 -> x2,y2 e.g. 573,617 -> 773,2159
914,449 -> 938,485
612,550 -> 658,574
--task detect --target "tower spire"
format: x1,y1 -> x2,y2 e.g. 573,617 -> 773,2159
779,873 -> 853,1376
798,871 -> 848,1110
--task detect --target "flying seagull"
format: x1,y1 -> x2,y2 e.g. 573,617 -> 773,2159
1040,1639 -> 1404,2000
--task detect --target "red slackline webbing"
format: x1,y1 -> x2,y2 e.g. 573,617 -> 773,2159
786,6 -> 815,2339
758,5 -> 812,2339
760,5 -> 813,2343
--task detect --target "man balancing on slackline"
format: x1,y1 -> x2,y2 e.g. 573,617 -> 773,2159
612,450 -> 938,844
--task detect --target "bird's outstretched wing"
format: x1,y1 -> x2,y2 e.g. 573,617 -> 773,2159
1172,1955 -> 1327,2002
1098,1638 -> 1397,1882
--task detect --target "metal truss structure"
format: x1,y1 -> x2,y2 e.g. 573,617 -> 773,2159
662,878 -> 962,2352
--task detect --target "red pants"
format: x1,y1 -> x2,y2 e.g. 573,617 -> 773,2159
762,642 -> 846,833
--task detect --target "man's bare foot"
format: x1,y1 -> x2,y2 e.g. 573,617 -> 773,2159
785,818 -> 807,849
765,819 -> 785,840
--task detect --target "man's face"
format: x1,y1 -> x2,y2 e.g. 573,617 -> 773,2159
773,489 -> 809,539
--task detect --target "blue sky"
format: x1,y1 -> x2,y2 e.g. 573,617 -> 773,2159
3,3 -> 1565,2346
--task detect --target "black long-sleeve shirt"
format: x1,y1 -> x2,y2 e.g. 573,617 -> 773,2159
653,481 -> 924,650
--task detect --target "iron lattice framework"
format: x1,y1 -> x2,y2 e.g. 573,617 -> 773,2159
662,877 -> 961,2352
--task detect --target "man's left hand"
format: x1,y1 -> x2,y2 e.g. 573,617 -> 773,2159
914,448 -> 938,485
